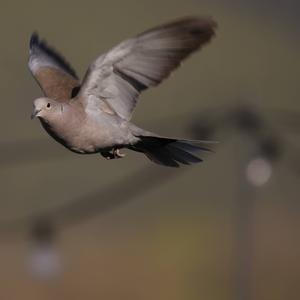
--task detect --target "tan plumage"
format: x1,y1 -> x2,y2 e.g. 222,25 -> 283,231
29,33 -> 80,102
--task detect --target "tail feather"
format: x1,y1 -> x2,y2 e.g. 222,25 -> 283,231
146,147 -> 180,167
174,140 -> 212,153
166,144 -> 203,164
132,135 -> 213,167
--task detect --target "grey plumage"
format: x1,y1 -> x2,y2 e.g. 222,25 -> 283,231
79,17 -> 216,121
29,16 -> 217,167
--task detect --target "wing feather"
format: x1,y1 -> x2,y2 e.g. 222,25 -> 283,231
28,33 -> 80,102
78,16 -> 217,120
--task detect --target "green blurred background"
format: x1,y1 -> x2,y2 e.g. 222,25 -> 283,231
0,0 -> 299,299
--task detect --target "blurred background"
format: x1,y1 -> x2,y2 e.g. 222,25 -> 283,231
0,0 -> 299,299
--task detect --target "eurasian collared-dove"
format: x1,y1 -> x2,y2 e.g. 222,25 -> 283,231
29,16 -> 217,167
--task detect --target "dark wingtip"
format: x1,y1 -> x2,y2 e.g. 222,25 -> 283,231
29,32 -> 78,79
30,32 -> 39,49
187,16 -> 218,45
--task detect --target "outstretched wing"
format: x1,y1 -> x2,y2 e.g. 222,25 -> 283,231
78,17 -> 217,120
28,33 -> 80,102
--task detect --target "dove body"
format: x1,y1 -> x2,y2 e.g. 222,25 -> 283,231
33,97 -> 139,154
29,17 -> 217,167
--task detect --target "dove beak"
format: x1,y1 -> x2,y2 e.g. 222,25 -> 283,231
31,108 -> 41,119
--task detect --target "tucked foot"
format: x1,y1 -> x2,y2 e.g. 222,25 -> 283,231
100,149 -> 126,160
113,148 -> 126,158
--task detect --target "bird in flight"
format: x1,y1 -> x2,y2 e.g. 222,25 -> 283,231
29,16 -> 217,167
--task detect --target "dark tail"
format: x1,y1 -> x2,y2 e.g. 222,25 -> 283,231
132,135 -> 214,167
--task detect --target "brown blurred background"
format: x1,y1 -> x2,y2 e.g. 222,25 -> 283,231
0,0 -> 299,299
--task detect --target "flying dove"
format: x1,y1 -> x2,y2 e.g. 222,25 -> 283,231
29,16 -> 217,167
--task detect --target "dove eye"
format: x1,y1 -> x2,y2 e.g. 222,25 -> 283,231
46,103 -> 51,109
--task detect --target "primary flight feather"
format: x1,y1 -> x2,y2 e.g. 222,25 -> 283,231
29,16 -> 217,167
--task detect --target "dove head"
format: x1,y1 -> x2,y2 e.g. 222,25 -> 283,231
31,98 -> 63,120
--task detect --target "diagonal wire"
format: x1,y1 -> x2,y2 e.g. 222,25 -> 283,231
0,161 -> 187,235
0,138 -> 71,167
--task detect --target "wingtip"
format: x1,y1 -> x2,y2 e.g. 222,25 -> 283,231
188,16 -> 218,39
28,33 -> 79,79
167,15 -> 218,31
30,32 -> 39,49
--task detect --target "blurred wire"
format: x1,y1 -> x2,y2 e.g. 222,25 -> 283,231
189,104 -> 300,169
0,164 -> 185,235
0,138 -> 71,167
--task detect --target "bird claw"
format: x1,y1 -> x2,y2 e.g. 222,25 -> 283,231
114,149 -> 126,158
101,148 -> 125,160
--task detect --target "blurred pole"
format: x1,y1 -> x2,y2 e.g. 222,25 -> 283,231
28,219 -> 62,281
190,105 -> 281,300
234,136 -> 256,300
